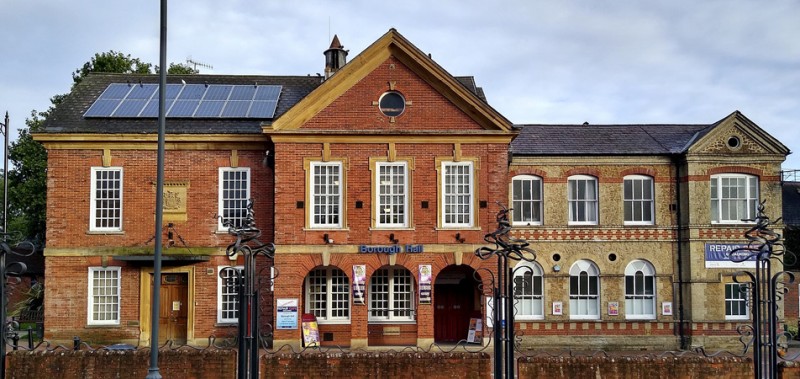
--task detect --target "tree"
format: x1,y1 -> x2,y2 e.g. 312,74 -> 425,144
7,51 -> 196,242
72,51 -> 152,86
7,110 -> 48,242
163,62 -> 200,75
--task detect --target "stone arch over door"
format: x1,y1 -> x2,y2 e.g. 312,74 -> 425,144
434,264 -> 482,343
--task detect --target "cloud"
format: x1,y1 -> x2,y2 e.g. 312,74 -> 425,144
1,0 -> 797,166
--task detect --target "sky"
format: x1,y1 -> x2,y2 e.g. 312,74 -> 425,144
2,0 -> 799,170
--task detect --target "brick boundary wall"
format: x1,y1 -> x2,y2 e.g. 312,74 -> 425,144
5,349 -> 236,379
10,349 -> 800,378
518,355 -> 754,379
261,352 -> 491,378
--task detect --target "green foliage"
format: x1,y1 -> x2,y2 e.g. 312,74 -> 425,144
6,110 -> 48,241
10,282 -> 44,318
164,62 -> 200,75
72,50 -> 153,86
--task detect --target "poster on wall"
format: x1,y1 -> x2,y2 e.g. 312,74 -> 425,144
419,264 -> 432,304
608,302 -> 619,316
353,265 -> 366,305
301,313 -> 320,347
467,318 -> 483,344
552,301 -> 563,315
662,302 -> 673,316
276,298 -> 298,330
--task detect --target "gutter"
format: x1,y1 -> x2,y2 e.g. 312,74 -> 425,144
672,153 -> 689,349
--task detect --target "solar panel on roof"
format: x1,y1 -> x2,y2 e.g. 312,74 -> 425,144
204,85 -> 232,100
140,99 -> 174,117
84,83 -> 282,119
254,86 -> 281,100
194,101 -> 225,117
248,101 -> 278,118
127,84 -> 158,99
221,101 -> 250,117
84,99 -> 121,117
113,99 -> 148,117
100,83 -> 133,99
229,86 -> 256,101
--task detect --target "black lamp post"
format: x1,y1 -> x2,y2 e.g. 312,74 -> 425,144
0,111 -> 9,379
146,1 -> 168,378
1,111 -> 8,234
475,204 -> 536,379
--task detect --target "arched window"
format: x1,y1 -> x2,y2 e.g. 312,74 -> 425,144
513,261 -> 544,319
512,175 -> 543,225
305,266 -> 350,323
369,266 -> 415,322
624,260 -> 656,319
569,260 -> 600,319
568,175 -> 598,225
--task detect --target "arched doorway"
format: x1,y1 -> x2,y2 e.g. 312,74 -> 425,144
434,265 -> 481,343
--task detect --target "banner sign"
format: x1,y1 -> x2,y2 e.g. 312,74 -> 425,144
419,264 -> 432,304
353,265 -> 366,305
704,243 -> 756,268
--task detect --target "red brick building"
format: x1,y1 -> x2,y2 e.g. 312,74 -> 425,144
34,29 -> 790,350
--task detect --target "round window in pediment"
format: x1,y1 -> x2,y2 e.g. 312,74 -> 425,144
727,136 -> 741,149
379,91 -> 406,117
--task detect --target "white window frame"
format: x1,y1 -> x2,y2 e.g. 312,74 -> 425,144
441,161 -> 474,228
711,174 -> 759,224
368,266 -> 415,323
87,266 -> 121,325
375,162 -> 409,228
623,175 -> 654,225
217,265 -> 243,324
725,283 -> 750,320
218,167 -> 251,230
310,161 -> 344,228
513,261 -> 544,320
90,167 -> 123,232
624,260 -> 656,320
512,175 -> 543,226
569,260 -> 600,320
568,175 -> 598,225
305,267 -> 351,324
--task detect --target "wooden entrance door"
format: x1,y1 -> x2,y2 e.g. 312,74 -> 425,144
434,267 -> 476,342
157,273 -> 188,344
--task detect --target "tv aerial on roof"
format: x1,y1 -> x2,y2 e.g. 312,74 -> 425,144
186,56 -> 213,72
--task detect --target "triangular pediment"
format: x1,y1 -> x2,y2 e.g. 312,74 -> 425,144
266,29 -> 513,135
688,111 -> 790,156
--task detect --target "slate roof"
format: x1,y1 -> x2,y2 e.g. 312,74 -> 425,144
41,73 -> 489,134
783,182 -> 800,227
454,76 -> 487,103
41,73 -> 323,134
511,123 -> 715,156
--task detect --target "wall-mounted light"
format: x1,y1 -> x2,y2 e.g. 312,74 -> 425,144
323,233 -> 333,244
553,264 -> 561,272
389,233 -> 399,244
455,233 -> 465,243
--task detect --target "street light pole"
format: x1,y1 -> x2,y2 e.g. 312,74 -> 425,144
146,1 -> 167,378
2,111 -> 8,233
0,111 -> 9,379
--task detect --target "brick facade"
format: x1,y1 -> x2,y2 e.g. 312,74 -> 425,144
34,29 -> 790,351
